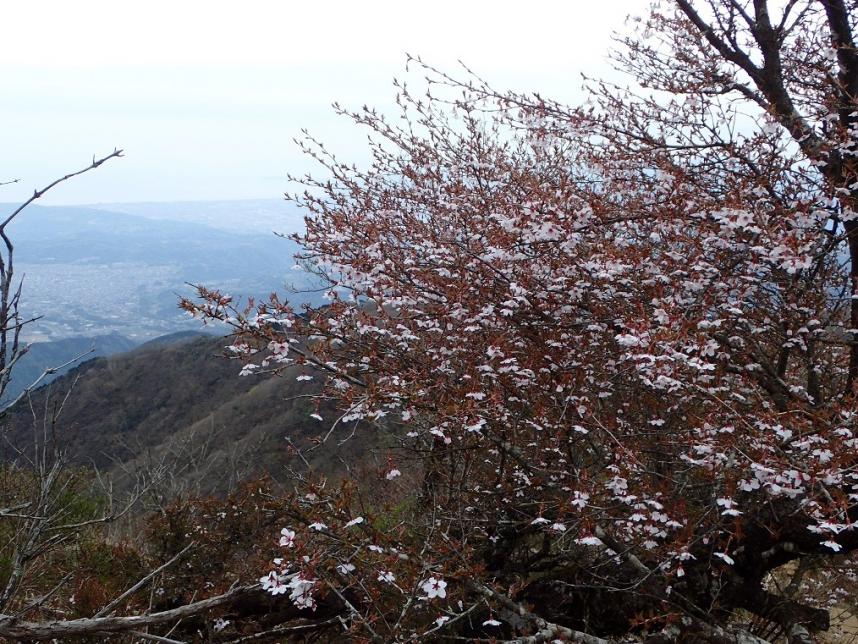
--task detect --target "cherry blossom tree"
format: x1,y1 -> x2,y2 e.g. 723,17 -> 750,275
187,1 -> 858,641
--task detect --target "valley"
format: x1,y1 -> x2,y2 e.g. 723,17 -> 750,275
0,201 -> 322,342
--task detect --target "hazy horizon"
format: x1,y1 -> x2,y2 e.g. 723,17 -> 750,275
1,0 -> 639,205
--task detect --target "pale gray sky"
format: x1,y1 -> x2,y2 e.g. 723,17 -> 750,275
1,0 -> 640,205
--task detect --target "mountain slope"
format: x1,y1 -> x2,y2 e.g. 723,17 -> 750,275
0,335 -> 382,494
1,332 -> 137,406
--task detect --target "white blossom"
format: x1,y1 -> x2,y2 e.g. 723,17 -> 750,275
421,577 -> 447,599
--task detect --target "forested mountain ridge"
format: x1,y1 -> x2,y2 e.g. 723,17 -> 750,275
0,332 -> 137,407
0,333 -> 380,495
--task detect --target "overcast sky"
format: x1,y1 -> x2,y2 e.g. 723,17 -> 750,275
1,0 -> 640,205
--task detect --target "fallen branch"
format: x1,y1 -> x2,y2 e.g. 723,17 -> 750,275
0,583 -> 258,641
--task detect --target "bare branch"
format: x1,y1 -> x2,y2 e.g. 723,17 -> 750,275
0,584 -> 259,641
0,149 -> 123,231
